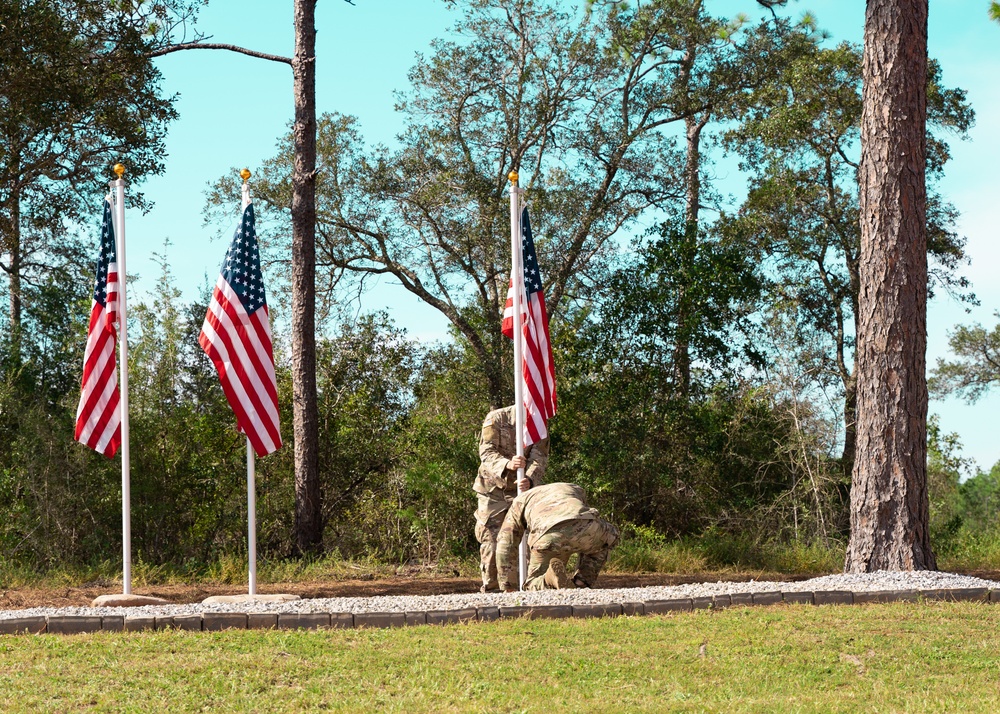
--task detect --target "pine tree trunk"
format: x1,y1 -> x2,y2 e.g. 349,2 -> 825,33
845,0 -> 935,572
291,0 -> 323,555
841,374 -> 856,480
8,190 -> 22,366
672,114 -> 702,399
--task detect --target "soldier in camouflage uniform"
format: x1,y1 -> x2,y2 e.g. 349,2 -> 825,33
475,405 -> 549,592
496,482 -> 619,591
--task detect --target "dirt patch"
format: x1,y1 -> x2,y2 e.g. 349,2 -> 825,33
4,570 -> 997,610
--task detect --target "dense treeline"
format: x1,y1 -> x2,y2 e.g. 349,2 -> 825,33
1,253 -> 992,571
2,0 -> 996,573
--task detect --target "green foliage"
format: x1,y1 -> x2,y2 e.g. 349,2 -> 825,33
0,373 -> 119,568
695,530 -> 844,573
607,524 -> 711,573
601,220 -> 767,390
552,318 -> 796,536
926,416 -> 971,549
959,463 -> 1000,533
930,313 -> 1000,402
925,418 -> 1000,565
0,0 -> 181,368
341,340 -> 487,563
314,313 -> 419,557
991,2 -> 1000,23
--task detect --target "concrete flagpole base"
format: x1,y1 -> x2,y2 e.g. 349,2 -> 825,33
90,594 -> 171,607
201,593 -> 301,605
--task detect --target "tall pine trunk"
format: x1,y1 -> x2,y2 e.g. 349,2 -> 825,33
671,114 -> 703,399
291,0 -> 322,554
846,0 -> 935,572
8,190 -> 22,367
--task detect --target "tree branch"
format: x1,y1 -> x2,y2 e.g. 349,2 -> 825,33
148,42 -> 292,65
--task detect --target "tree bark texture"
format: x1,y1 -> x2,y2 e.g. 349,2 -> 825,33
291,0 -> 322,554
846,0 -> 935,572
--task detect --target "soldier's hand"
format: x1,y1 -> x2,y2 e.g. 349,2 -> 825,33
517,477 -> 531,491
506,455 -> 527,471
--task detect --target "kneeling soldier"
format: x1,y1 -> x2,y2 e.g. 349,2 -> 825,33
496,482 -> 619,591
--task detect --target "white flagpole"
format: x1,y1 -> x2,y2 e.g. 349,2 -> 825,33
247,437 -> 257,596
240,169 -> 258,598
508,171 -> 528,590
112,163 -> 132,596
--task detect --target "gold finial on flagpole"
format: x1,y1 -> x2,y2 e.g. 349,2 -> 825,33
113,163 -> 125,178
508,170 -> 518,185
240,168 -> 252,182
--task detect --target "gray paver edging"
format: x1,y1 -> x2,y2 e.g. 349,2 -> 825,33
1,587 -> 996,636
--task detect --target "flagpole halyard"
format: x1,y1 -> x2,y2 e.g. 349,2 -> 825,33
112,163 -> 132,596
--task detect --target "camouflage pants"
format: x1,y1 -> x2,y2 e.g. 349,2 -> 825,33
522,517 -> 620,591
475,510 -> 510,591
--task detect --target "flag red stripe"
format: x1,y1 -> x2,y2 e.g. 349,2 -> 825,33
80,345 -> 120,446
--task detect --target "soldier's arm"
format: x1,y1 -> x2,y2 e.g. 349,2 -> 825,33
524,437 -> 549,487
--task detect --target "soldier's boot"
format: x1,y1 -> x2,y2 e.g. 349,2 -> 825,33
543,558 -> 573,589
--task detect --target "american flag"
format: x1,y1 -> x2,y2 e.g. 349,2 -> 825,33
199,200 -> 282,457
502,207 -> 557,445
75,197 -> 122,457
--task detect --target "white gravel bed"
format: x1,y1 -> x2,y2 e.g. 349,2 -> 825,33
2,570 -> 997,621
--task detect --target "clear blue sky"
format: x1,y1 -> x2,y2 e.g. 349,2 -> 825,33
125,0 -> 1000,472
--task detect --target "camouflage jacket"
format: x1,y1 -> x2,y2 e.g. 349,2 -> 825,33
498,482 -> 599,548
475,405 -> 548,498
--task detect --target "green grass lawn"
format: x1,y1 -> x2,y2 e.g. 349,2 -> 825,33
2,601 -> 1000,713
